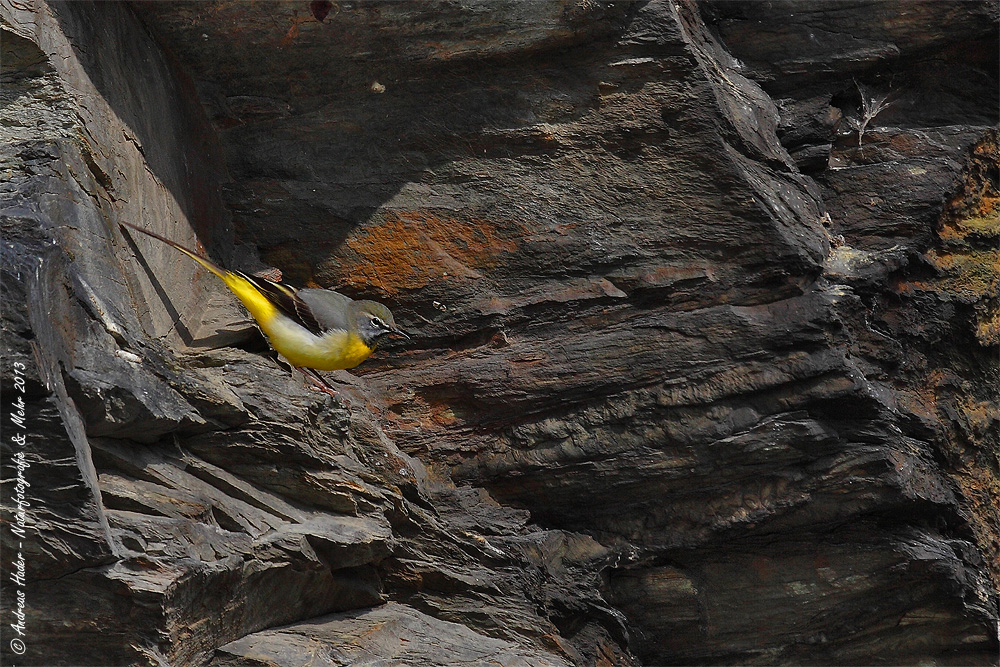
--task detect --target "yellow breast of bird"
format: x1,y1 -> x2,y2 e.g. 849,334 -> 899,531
313,330 -> 374,371
264,315 -> 373,371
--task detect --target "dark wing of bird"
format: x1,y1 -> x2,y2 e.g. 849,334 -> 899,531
238,272 -> 325,336
296,289 -> 354,332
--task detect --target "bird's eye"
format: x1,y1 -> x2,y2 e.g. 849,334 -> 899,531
371,317 -> 384,328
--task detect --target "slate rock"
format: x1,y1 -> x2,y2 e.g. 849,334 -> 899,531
1,1 -> 996,666
213,603 -> 574,667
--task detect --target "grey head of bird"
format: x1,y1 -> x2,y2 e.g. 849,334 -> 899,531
350,300 -> 409,348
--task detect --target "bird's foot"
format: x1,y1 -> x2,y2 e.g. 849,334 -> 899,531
297,368 -> 340,399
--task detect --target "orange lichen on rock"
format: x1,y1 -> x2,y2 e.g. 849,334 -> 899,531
936,131 -> 999,347
938,130 -> 999,245
923,249 -> 999,298
335,211 -> 520,295
899,131 -> 999,346
885,130 -> 1000,588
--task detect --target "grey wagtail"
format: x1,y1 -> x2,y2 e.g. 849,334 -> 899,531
119,221 -> 408,397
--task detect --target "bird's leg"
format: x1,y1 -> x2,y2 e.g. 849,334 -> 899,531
297,367 -> 339,398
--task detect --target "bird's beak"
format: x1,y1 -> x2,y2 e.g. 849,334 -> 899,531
391,328 -> 411,340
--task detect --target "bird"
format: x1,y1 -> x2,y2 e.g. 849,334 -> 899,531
119,221 -> 408,397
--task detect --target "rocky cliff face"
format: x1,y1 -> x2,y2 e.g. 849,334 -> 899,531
1,1 -> 996,665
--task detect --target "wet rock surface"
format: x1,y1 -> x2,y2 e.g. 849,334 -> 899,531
1,1 -> 996,665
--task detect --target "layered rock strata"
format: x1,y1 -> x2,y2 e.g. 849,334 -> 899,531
1,1 -> 996,665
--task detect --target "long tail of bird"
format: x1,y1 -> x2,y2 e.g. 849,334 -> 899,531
119,220 -> 228,280
119,220 -> 282,327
